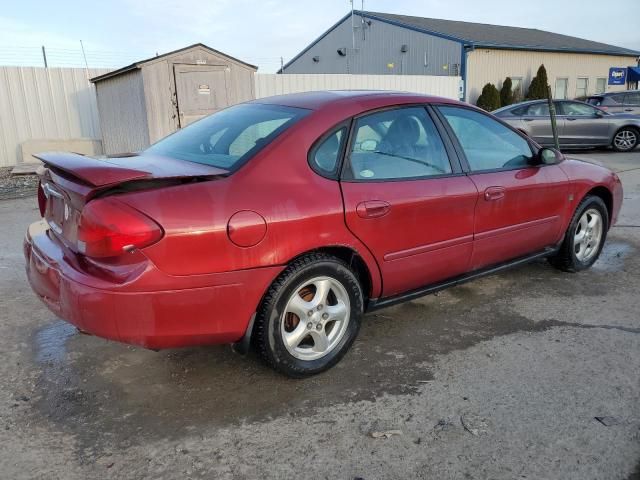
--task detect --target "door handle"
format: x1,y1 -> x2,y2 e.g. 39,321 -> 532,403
484,186 -> 506,201
523,118 -> 534,122
624,108 -> 633,112
566,117 -> 577,121
356,200 -> 391,218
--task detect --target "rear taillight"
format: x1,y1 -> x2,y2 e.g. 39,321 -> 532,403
77,198 -> 163,258
37,181 -> 46,217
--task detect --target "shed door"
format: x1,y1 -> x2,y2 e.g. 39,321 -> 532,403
174,65 -> 229,127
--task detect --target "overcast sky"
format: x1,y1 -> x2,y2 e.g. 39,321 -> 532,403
1,0 -> 639,72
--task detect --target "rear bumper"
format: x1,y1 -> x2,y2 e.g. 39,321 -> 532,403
24,221 -> 282,349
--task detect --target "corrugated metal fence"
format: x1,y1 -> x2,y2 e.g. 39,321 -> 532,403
0,66 -> 109,167
0,67 -> 461,167
255,73 -> 461,100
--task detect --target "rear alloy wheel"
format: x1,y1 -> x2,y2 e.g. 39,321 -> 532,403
253,253 -> 363,377
549,195 -> 608,272
612,127 -> 639,152
281,276 -> 351,361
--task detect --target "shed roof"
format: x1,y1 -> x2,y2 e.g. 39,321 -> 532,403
90,43 -> 257,83
361,11 -> 640,56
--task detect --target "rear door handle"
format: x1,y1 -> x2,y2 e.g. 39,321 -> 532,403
523,118 -> 534,122
566,117 -> 577,121
484,186 -> 506,201
625,108 -> 633,112
356,200 -> 391,218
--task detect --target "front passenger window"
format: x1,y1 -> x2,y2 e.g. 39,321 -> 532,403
439,106 -> 533,171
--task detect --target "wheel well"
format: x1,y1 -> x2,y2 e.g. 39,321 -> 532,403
586,186 -> 613,222
310,246 -> 373,302
615,124 -> 639,138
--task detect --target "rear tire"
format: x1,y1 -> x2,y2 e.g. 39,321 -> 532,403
253,253 -> 363,378
612,127 -> 639,152
549,195 -> 608,272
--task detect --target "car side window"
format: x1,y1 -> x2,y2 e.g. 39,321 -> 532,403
438,106 -> 533,171
525,103 -> 549,116
347,107 -> 452,180
626,92 -> 640,105
610,94 -> 626,104
309,128 -> 346,175
559,102 -> 599,116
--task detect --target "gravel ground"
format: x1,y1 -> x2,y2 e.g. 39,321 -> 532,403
0,167 -> 39,200
0,150 -> 638,479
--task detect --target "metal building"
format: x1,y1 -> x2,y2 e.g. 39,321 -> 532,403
91,44 -> 257,154
282,11 -> 640,104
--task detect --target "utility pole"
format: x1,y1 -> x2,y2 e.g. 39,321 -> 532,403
41,46 -> 48,68
547,85 -> 560,150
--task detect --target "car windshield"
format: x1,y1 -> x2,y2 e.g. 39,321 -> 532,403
146,103 -> 310,170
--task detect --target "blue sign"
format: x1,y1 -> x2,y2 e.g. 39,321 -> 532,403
608,67 -> 627,85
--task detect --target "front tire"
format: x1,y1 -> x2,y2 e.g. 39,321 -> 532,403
612,127 -> 639,152
253,253 -> 364,378
549,195 -> 608,272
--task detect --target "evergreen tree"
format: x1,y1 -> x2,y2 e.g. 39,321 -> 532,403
500,77 -> 514,106
526,64 -> 550,99
476,83 -> 501,111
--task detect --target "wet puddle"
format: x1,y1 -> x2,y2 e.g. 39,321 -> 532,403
593,241 -> 635,272
34,321 -> 77,364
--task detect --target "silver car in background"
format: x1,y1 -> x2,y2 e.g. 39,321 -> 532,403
493,100 -> 640,151
586,90 -> 640,115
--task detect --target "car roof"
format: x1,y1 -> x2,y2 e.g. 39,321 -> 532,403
248,90 -> 463,111
598,90 -> 639,97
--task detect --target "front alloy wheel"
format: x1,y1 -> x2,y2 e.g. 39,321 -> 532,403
549,195 -> 608,272
573,208 -> 603,263
612,128 -> 638,152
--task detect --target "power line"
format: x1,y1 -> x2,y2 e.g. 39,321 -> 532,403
0,44 -> 286,71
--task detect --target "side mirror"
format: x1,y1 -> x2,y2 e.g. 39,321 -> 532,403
538,147 -> 563,165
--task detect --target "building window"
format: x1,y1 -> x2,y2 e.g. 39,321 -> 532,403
510,77 -> 523,101
576,77 -> 589,98
554,78 -> 568,99
595,78 -> 607,94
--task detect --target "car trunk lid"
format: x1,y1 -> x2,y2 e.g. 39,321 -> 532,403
35,152 -> 228,251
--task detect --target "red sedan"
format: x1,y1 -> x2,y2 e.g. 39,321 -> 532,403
25,91 -> 623,377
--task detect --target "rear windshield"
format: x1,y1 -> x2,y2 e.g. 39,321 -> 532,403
146,103 -> 310,170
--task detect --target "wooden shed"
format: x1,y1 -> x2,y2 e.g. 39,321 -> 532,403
91,43 -> 257,154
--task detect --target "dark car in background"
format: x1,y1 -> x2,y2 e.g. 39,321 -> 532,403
494,100 -> 640,151
586,90 -> 640,115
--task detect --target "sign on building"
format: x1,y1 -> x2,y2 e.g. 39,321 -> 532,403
608,67 -> 627,85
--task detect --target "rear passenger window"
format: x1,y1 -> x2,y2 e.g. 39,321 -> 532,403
439,106 -> 533,171
309,128 -> 346,176
525,103 -> 550,116
610,94 -> 626,104
347,107 -> 451,180
625,93 -> 640,105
